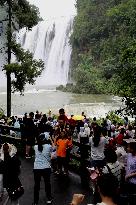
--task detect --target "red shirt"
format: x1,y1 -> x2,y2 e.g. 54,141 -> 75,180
116,133 -> 124,145
58,115 -> 68,123
68,118 -> 76,126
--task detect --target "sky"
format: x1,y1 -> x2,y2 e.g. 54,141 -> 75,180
28,0 -> 76,19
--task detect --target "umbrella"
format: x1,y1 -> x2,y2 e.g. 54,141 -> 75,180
72,115 -> 84,121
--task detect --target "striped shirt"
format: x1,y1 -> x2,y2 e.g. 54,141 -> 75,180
102,161 -> 122,182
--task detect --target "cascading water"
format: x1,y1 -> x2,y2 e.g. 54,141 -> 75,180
16,16 -> 74,86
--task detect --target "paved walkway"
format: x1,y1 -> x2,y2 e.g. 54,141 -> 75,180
14,158 -> 92,205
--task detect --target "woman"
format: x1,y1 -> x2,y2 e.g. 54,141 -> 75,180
115,128 -> 125,146
33,133 -> 54,205
102,148 -> 122,183
1,143 -> 22,205
89,127 -> 108,169
125,142 -> 136,194
126,125 -> 134,139
71,174 -> 119,205
78,127 -> 88,144
84,123 -> 90,137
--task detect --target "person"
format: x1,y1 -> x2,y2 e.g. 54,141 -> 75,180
115,128 -> 125,146
0,143 -> 3,201
58,108 -> 68,125
89,127 -> 108,169
56,131 -> 72,175
70,194 -> 84,205
35,111 -> 41,120
106,116 -> 112,138
111,124 -> 118,138
68,115 -> 76,133
78,127 -> 88,144
71,174 -> 119,205
33,133 -> 54,205
124,117 -> 129,127
102,148 -> 122,183
23,113 -> 27,124
126,125 -> 134,139
101,120 -> 108,138
77,120 -> 84,133
84,123 -> 90,137
116,141 -> 127,168
24,112 -> 36,159
38,114 -> 47,134
125,142 -> 136,194
48,110 -> 52,118
1,143 -> 22,205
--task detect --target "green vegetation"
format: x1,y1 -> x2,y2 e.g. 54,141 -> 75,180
0,108 -> 4,118
0,0 -> 44,93
68,0 -> 136,114
0,0 -> 44,115
90,111 -> 124,126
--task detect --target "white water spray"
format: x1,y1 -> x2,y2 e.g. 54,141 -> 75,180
16,16 -> 74,85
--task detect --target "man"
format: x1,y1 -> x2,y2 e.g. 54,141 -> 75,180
25,112 -> 36,159
70,174 -> 119,205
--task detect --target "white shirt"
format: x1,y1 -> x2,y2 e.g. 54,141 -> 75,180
84,127 -> 90,136
102,161 -> 122,182
34,144 -> 52,169
89,137 -> 108,160
107,119 -> 111,131
116,146 -> 127,167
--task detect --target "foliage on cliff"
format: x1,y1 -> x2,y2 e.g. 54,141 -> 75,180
70,0 -> 136,114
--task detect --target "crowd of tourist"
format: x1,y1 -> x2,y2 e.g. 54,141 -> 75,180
0,108 -> 136,205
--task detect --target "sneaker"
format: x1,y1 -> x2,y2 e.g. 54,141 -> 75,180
47,198 -> 53,204
47,199 -> 53,204
25,154 -> 31,159
55,171 -> 60,175
63,172 -> 68,176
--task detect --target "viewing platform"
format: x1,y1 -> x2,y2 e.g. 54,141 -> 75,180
1,158 -> 92,205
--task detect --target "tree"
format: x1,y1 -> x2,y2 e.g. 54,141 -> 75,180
116,42 -> 136,115
0,0 -> 44,116
70,0 -> 136,115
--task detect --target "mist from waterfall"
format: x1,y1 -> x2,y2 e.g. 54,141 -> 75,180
16,16 -> 74,86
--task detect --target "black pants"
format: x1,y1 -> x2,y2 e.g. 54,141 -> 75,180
120,182 -> 136,205
34,168 -> 52,204
57,157 -> 68,172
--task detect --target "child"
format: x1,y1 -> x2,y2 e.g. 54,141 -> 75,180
56,131 -> 72,175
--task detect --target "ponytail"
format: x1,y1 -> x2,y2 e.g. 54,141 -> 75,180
3,143 -> 11,160
93,134 -> 101,147
38,143 -> 43,152
93,127 -> 101,147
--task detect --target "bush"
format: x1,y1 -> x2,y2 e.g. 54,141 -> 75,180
0,108 -> 4,119
106,111 -> 124,125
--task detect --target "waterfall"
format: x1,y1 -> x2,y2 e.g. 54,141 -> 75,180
16,16 -> 74,86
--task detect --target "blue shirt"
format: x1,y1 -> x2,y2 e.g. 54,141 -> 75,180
34,144 -> 52,169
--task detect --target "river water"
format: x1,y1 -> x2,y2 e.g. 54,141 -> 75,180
0,86 -> 123,117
